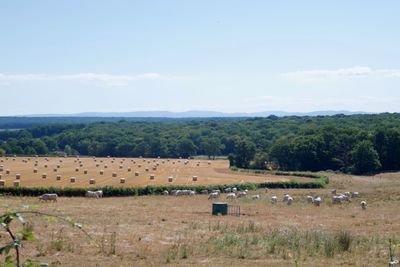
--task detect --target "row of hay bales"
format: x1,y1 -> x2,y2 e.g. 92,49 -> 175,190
0,174 -> 200,186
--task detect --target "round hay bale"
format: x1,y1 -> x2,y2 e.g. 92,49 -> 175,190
192,176 -> 198,182
138,164 -> 142,168
120,178 -> 126,184
127,167 -> 132,172
56,175 -> 61,181
80,164 -> 83,167
168,176 -> 173,182
57,165 -> 60,169
100,170 -> 104,175
0,166 -> 3,172
152,166 -> 157,171
13,181 -> 20,187
42,173 -> 47,179
70,177 -> 76,183
96,164 -> 100,167
53,168 -> 57,172
33,168 -> 38,173
150,174 -> 155,180
5,170 -> 10,174
112,172 -> 117,177
44,164 -> 48,168
34,163 -> 38,167
135,172 -> 139,177
208,161 -> 211,165
59,159 -> 63,163
104,165 -> 108,169
89,179 -> 96,185
84,169 -> 88,174
172,161 -> 175,165
0,180 -> 5,186
75,168 -> 79,172
145,168 -> 149,172
119,165 -> 123,169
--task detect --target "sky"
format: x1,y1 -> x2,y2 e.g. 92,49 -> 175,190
1,1 -> 400,115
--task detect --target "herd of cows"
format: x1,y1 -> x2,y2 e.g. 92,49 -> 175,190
37,187 -> 368,210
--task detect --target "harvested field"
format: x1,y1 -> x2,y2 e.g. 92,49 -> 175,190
0,172 -> 399,266
0,157 -> 309,188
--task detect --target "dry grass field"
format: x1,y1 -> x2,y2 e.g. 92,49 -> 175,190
0,156 -> 299,188
0,167 -> 399,266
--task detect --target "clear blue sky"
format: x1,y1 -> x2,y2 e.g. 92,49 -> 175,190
1,1 -> 399,115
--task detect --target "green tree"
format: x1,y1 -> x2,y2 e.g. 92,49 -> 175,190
0,148 -> 5,156
176,138 -> 197,158
200,137 -> 224,159
233,139 -> 256,168
351,140 -> 381,174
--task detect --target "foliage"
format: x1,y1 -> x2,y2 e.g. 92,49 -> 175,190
1,114 -> 400,174
351,141 -> 381,174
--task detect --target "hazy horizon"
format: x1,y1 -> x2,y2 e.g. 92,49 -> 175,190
1,1 -> 400,115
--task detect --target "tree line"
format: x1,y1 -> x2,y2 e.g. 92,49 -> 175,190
0,113 -> 399,174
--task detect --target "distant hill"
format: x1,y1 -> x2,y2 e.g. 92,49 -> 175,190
25,110 -> 370,118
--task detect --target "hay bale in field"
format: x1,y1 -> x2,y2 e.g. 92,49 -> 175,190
56,175 -> 61,180
120,178 -> 126,184
208,161 -> 211,165
34,163 -> 38,167
112,172 -> 117,177
145,168 -> 149,172
100,170 -> 104,175
13,181 -> 20,187
42,173 -> 47,179
172,161 -> 175,165
96,163 -> 100,167
53,168 -> 57,172
80,164 -> 83,167
119,165 -> 123,169
135,171 -> 139,176
75,168 -> 79,172
89,179 -> 95,185
70,177 -> 76,183
0,166 -> 3,172
152,166 -> 157,171
150,174 -> 155,180
0,180 -> 5,186
192,176 -> 198,182
104,165 -> 108,169
59,159 -> 63,163
168,176 -> 173,182
33,168 -> 38,173
15,173 -> 21,180
5,170 -> 10,174
84,169 -> 88,174
138,164 -> 142,168
44,164 -> 48,168
57,165 -> 60,169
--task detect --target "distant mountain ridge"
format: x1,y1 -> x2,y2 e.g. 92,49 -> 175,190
24,110 -> 371,118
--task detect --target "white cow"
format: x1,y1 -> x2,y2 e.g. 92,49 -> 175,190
208,192 -> 219,200
39,193 -> 58,202
271,196 -> 277,204
95,190 -> 103,198
283,194 -> 290,202
351,192 -> 360,198
306,195 -> 314,204
360,201 -> 367,210
226,193 -> 236,200
314,197 -> 322,207
238,191 -> 247,198
286,197 -> 293,206
251,194 -> 260,200
86,191 -> 99,198
162,190 -> 169,195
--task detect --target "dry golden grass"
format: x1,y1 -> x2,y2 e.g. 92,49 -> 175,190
0,156 -> 296,188
0,169 -> 399,266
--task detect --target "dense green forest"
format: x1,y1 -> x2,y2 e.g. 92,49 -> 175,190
0,114 -> 399,174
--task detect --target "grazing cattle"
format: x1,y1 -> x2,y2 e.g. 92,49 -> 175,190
162,190 -> 169,195
251,194 -> 260,200
85,191 -> 99,198
224,188 -> 232,193
306,195 -> 314,204
271,196 -> 277,203
314,197 -> 322,207
265,187 -> 269,193
360,201 -> 367,210
208,192 -> 219,200
283,194 -> 290,202
95,190 -> 103,198
39,193 -> 58,202
331,189 -> 337,195
200,189 -> 208,194
286,197 -> 293,206
237,191 -> 247,198
332,195 -> 343,204
226,193 -> 236,200
351,192 -> 360,198
232,187 -> 237,193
